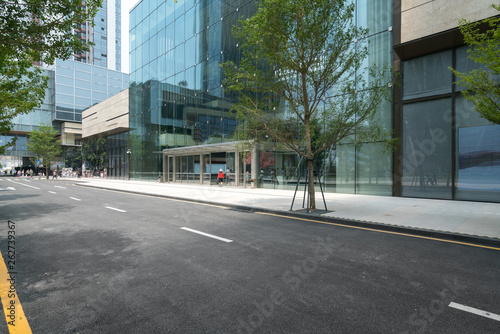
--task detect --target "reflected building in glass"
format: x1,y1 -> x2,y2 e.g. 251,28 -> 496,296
129,0 -> 395,195
393,0 -> 500,202
129,0 -> 499,202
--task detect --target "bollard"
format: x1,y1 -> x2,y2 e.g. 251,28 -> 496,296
251,179 -> 255,189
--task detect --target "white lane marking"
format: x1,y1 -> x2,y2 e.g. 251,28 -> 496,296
449,302 -> 500,321
7,187 -> 15,190
54,186 -> 66,189
105,206 -> 127,213
69,197 -> 82,201
180,227 -> 233,243
7,179 -> 40,189
48,191 -> 57,194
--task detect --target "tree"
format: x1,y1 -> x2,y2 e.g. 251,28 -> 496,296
223,0 -> 393,210
449,4 -> 500,125
0,0 -> 103,153
26,124 -> 62,179
82,137 -> 107,174
62,146 -> 83,170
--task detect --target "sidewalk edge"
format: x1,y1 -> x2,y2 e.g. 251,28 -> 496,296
75,183 -> 500,248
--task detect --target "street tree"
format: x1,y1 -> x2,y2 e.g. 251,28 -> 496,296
26,124 -> 62,179
0,0 -> 103,153
82,137 -> 107,175
450,4 -> 500,125
62,146 -> 83,171
223,0 -> 394,210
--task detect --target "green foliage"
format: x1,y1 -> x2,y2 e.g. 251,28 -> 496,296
0,53 -> 47,154
26,124 -> 62,178
82,137 -> 107,172
0,0 -> 103,64
222,0 -> 393,209
62,146 -> 83,170
0,0 -> 103,153
450,4 -> 500,124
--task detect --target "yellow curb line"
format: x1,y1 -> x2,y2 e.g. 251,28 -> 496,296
0,252 -> 32,333
256,212 -> 500,251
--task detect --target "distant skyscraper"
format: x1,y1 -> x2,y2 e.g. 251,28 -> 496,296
0,0 -> 128,172
73,0 -> 122,72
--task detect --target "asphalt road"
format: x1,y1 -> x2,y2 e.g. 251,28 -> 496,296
0,177 -> 499,333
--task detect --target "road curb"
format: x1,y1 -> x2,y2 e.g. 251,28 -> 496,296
75,183 -> 500,249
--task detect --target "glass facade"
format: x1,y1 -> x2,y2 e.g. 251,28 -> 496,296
74,0 -> 122,72
106,132 -> 129,178
129,0 -> 395,192
401,45 -> 500,202
54,59 -> 129,122
1,2 -> 128,172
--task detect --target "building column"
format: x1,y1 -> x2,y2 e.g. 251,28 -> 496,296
162,154 -> 167,183
235,150 -> 240,187
251,144 -> 260,188
200,154 -> 205,184
172,156 -> 177,182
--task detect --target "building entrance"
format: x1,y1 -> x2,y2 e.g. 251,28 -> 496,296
162,142 -> 252,187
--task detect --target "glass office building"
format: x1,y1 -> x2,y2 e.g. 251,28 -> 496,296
74,0 -> 122,72
129,0 -> 394,195
399,47 -> 500,202
130,0 -> 499,202
1,1 -> 128,173
53,59 -> 129,123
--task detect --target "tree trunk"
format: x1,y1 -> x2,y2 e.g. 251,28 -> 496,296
307,159 -> 316,211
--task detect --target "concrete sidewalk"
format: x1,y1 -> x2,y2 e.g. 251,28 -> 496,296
73,178 -> 500,245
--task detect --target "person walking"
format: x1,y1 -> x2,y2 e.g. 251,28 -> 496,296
217,169 -> 224,187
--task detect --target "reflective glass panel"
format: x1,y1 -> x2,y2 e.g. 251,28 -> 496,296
402,98 -> 452,199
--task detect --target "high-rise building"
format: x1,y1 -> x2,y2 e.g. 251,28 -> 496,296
129,0 -> 394,195
74,0 -> 122,72
0,1 -> 128,173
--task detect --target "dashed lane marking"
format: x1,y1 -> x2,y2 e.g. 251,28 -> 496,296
105,206 -> 126,213
69,197 -> 81,201
449,302 -> 500,321
180,227 -> 233,243
7,180 -> 40,190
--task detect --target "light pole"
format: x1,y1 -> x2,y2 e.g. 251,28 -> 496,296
126,148 -> 131,180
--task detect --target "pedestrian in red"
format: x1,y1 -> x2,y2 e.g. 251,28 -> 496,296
217,169 -> 224,187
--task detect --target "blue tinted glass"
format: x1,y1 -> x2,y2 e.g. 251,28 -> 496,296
56,76 -> 74,86
56,84 -> 74,95
75,79 -> 91,90
357,0 -> 393,34
92,92 -> 107,103
75,70 -> 92,81
175,14 -> 185,46
75,88 -> 91,98
185,36 -> 196,68
75,97 -> 91,106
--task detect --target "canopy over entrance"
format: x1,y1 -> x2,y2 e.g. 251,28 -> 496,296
160,141 -> 241,157
161,141 -> 257,187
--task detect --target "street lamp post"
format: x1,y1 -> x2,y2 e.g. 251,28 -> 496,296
126,149 -> 131,180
